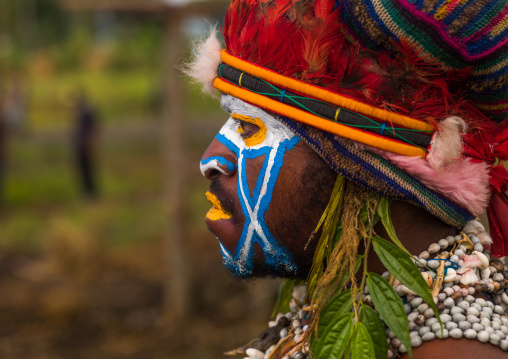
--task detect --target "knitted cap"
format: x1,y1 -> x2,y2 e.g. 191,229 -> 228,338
338,0 -> 508,123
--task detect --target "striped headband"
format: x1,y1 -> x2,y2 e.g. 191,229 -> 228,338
214,50 -> 435,158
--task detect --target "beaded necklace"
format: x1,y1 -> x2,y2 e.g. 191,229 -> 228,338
234,220 -> 508,359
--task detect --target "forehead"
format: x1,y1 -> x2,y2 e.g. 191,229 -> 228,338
220,95 -> 296,149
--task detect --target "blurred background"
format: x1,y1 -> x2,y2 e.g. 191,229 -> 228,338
0,0 -> 280,358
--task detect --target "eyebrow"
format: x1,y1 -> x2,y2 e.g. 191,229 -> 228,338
220,98 -> 232,114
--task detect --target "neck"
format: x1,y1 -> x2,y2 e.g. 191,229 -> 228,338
367,200 -> 459,274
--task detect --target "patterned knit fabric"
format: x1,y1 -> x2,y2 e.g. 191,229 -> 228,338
280,117 -> 475,227
337,0 -> 508,122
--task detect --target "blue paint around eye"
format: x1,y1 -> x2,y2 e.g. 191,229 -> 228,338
212,130 -> 301,278
200,156 -> 235,172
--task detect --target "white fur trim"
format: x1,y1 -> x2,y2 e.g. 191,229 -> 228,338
182,25 -> 222,96
428,116 -> 467,170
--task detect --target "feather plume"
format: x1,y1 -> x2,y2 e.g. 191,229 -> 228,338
182,26 -> 223,96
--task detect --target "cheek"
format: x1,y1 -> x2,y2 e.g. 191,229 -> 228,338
264,144 -> 336,255
244,155 -> 266,198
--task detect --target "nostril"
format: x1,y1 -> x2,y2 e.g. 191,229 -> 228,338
205,168 -> 221,180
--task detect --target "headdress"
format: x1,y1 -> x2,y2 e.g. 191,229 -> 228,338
185,1 -> 508,357
186,0 -> 508,257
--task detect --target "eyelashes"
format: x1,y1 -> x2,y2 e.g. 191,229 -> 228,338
236,119 -> 260,139
232,113 -> 261,138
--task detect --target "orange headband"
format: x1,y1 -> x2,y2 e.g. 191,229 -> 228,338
215,50 -> 434,158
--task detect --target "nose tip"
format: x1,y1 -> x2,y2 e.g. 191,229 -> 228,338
200,157 -> 237,180
200,138 -> 237,180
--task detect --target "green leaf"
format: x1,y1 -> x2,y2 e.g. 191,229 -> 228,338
376,197 -> 410,255
314,313 -> 354,359
318,289 -> 353,336
351,322 -> 375,359
359,305 -> 388,359
373,236 -> 441,323
367,273 -> 413,359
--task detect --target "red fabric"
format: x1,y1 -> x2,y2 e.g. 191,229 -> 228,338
464,123 -> 508,256
488,192 -> 508,257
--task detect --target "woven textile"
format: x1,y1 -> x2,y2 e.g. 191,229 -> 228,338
280,117 -> 475,227
338,0 -> 508,122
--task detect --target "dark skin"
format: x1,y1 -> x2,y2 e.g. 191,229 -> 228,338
202,116 -> 506,358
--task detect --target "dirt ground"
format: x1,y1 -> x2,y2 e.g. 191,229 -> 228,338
0,227 -> 281,359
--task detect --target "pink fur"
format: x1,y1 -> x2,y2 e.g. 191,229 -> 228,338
427,117 -> 467,170
359,145 -> 491,216
182,26 -> 222,96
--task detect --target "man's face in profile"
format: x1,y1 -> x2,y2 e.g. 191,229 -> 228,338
200,95 -> 335,279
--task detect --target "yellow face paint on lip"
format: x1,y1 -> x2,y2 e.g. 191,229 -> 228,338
205,191 -> 232,221
232,113 -> 267,147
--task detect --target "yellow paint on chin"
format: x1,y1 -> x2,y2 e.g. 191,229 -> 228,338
232,113 -> 267,147
205,191 -> 232,221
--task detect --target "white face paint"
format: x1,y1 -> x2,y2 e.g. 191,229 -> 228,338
201,95 -> 301,278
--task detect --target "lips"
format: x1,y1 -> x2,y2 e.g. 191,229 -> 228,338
205,191 -> 232,221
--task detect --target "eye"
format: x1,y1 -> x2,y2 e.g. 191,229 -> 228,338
237,120 -> 260,138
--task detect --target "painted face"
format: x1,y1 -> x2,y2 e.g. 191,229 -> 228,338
201,95 -> 335,278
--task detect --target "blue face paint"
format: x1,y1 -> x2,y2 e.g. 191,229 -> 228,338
200,156 -> 236,175
201,96 -> 301,278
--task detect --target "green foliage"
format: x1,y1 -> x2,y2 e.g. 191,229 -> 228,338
376,197 -> 410,255
359,305 -> 388,359
351,322 -> 375,359
367,273 -> 413,359
373,237 -> 441,323
312,313 -> 353,359
318,289 -> 353,337
306,176 -> 345,298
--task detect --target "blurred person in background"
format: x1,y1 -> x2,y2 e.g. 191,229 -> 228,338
4,75 -> 28,136
73,91 -> 99,199
186,0 -> 508,358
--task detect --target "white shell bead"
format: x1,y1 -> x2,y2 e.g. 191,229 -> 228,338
446,322 -> 458,330
438,239 -> 449,249
478,331 -> 490,343
419,251 -> 430,260
444,297 -> 455,307
459,321 -> 472,330
464,329 -> 477,339
246,348 -> 264,359
411,336 -> 423,347
446,235 -> 455,245
495,305 -> 505,315
427,260 -> 441,269
436,329 -> 449,339
467,315 -> 480,324
428,243 -> 441,254
490,334 -> 501,345
422,332 -> 435,341
450,328 -> 463,339
454,249 -> 465,257
443,268 -> 457,283
473,323 -> 485,332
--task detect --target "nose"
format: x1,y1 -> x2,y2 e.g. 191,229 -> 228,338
200,137 -> 237,180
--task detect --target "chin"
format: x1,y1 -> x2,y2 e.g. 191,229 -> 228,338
221,253 -> 307,280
